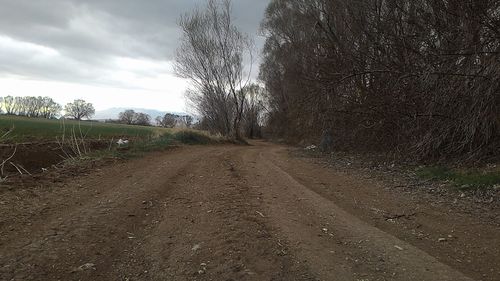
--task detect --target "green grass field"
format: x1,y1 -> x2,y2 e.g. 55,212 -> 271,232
0,115 -> 171,142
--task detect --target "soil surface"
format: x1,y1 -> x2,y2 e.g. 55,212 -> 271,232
0,140 -> 110,175
0,141 -> 498,281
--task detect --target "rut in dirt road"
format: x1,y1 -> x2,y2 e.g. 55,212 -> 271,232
0,143 -> 498,281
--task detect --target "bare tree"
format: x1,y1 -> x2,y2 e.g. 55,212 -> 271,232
119,109 -> 136,125
65,99 -> 95,120
155,116 -> 163,127
118,110 -> 152,126
183,115 -> 194,128
15,97 -> 26,116
26,96 -> 38,117
39,97 -> 62,119
175,0 -> 253,140
242,84 -> 266,138
161,113 -> 177,128
134,113 -> 151,126
2,96 -> 15,115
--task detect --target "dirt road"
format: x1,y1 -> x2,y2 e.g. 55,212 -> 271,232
0,142 -> 498,280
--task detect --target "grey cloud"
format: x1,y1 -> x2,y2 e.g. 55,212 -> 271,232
0,0 -> 74,29
0,0 -> 269,86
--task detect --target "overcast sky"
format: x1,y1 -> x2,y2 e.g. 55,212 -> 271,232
0,0 -> 269,113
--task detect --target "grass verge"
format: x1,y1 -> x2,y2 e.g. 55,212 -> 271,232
90,130 -> 221,160
416,166 -> 500,190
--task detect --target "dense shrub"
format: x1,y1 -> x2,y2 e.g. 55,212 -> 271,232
172,131 -> 215,145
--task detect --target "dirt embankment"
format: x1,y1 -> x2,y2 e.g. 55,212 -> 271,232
0,140 -> 111,176
0,142 -> 498,280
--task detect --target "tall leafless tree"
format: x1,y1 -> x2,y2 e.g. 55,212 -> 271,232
175,0 -> 253,140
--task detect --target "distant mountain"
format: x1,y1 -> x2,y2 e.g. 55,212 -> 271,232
94,107 -> 188,120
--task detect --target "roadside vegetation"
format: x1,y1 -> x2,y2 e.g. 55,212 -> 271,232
112,130 -> 220,158
1,0 -> 498,193
259,0 -> 499,161
256,0 -> 499,190
54,129 -> 222,178
0,114 -> 220,179
416,166 -> 500,190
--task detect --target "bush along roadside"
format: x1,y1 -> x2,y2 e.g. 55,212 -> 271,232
89,130 -> 221,159
137,130 -> 217,150
40,130 -> 220,174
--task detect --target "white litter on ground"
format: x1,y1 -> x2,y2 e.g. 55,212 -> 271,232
117,139 -> 130,146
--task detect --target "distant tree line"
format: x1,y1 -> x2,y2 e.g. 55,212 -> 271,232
117,109 -> 152,126
259,0 -> 500,159
0,96 -> 95,120
155,113 -> 194,128
1,96 -> 62,119
116,110 -> 196,128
